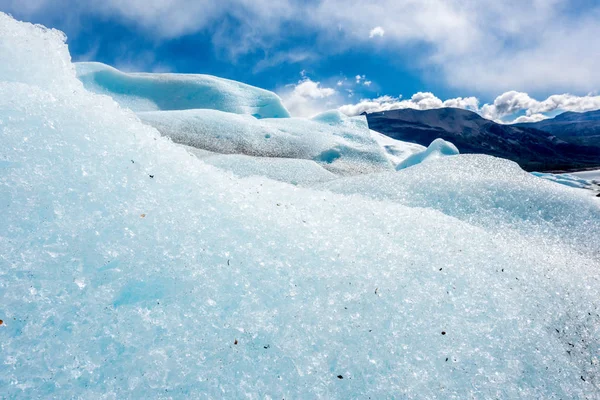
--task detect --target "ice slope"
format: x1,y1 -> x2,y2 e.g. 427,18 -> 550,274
175,144 -> 337,185
396,138 -> 459,170
139,109 -> 393,175
76,62 -> 290,118
570,169 -> 600,182
531,172 -> 593,190
322,155 -> 600,252
2,14 -> 600,399
202,154 -> 338,185
370,129 -> 426,167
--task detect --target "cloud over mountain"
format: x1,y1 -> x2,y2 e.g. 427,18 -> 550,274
337,91 -> 600,124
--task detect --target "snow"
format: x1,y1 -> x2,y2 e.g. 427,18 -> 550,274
139,109 -> 393,175
1,13 -> 600,399
396,138 -> 459,170
76,62 -> 290,118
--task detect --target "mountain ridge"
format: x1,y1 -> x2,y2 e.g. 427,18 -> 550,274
365,107 -> 600,171
514,109 -> 600,146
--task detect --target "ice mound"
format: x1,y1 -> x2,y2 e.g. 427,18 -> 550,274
396,138 -> 459,170
370,129 -> 427,167
2,13 -> 600,399
139,109 -> 393,175
76,62 -> 290,118
322,154 -> 600,252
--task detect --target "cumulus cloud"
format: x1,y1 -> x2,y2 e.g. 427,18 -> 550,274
339,93 -> 479,116
339,91 -> 600,123
369,26 -> 385,38
279,76 -> 338,117
511,114 -> 549,124
480,91 -> 600,121
354,75 -> 373,86
291,79 -> 336,99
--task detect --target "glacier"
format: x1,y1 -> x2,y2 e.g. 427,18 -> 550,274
138,109 -> 393,175
1,13 -> 600,399
76,62 -> 290,118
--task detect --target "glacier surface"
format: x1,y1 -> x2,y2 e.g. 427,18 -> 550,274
531,172 -> 594,190
76,62 -> 290,118
139,109 -> 393,175
570,169 -> 600,181
396,138 -> 459,170
370,129 -> 427,168
201,153 -> 338,185
1,13 -> 600,399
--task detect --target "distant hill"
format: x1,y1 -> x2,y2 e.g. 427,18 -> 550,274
514,109 -> 600,147
365,107 -> 600,171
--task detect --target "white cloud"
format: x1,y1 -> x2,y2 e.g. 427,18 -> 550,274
363,80 -> 372,87
13,0 -> 599,93
2,0 -> 300,61
311,0 -> 600,94
292,79 -> 336,99
480,91 -> 600,121
512,114 -> 549,124
339,93 -> 479,116
279,75 -> 338,117
253,50 -> 315,73
339,90 -> 600,124
369,26 -> 385,38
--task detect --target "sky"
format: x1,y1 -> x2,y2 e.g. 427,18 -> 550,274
2,0 -> 600,123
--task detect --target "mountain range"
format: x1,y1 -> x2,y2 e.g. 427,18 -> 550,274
365,108 -> 600,172
514,109 -> 600,147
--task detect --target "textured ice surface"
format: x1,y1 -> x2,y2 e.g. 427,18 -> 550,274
569,169 -> 600,182
396,138 -> 459,170
2,14 -> 600,399
322,155 -> 600,254
176,144 -> 218,159
532,172 -> 593,189
76,62 -> 290,118
202,154 -> 337,185
370,129 -> 427,167
139,109 -> 393,175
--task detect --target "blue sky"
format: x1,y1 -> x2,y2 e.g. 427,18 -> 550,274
3,0 -> 600,122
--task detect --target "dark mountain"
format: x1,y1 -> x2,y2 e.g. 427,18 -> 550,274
514,109 -> 600,147
365,107 -> 600,172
